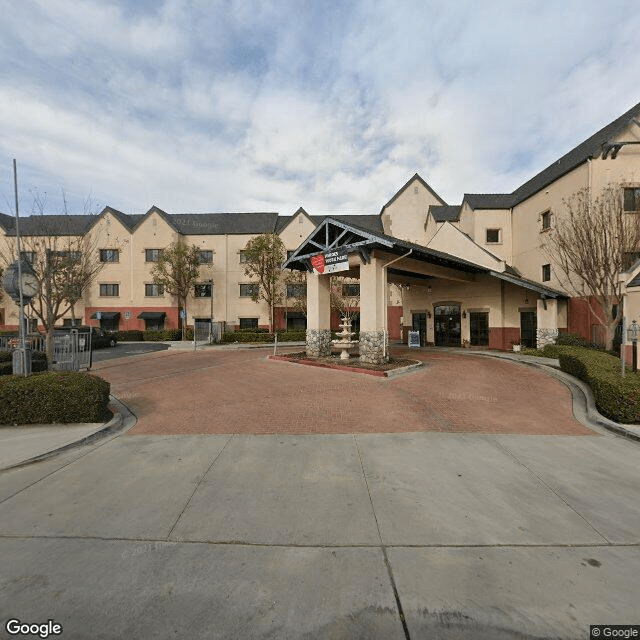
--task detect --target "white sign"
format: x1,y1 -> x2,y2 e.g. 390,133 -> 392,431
311,249 -> 349,275
124,311 -> 131,320
96,312 -> 102,320
408,331 -> 421,348
180,309 -> 186,319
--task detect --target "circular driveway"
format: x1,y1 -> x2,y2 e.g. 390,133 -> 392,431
94,347 -> 594,436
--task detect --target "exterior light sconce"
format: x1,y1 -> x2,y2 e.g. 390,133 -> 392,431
462,310 -> 467,319
628,320 -> 640,373
427,311 -> 432,318
427,286 -> 432,294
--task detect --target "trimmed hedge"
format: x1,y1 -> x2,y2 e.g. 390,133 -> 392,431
0,371 -> 111,425
221,329 -> 307,343
116,330 -> 144,341
558,346 -> 640,423
0,351 -> 48,376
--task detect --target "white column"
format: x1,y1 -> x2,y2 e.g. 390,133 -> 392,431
306,272 -> 331,356
359,256 -> 388,363
536,297 -> 558,348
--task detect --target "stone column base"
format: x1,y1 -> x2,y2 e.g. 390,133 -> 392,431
359,330 -> 389,364
306,329 -> 332,357
536,328 -> 559,349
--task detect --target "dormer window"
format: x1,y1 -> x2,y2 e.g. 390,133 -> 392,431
486,228 -> 501,244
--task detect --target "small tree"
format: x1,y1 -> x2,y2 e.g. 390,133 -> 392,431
243,233 -> 285,332
150,240 -> 201,340
543,184 -> 640,350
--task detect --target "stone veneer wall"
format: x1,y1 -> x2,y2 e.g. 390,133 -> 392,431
359,330 -> 389,364
306,329 -> 332,357
536,328 -> 559,349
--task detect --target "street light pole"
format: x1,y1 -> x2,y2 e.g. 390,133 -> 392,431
13,159 -> 28,376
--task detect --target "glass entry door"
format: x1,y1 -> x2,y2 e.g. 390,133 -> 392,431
412,313 -> 427,346
520,311 -> 537,348
434,305 -> 461,346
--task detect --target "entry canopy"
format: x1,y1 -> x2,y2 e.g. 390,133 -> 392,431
137,311 -> 166,319
283,216 -> 567,298
90,311 -> 120,319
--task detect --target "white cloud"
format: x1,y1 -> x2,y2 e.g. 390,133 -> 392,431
1,0 -> 640,217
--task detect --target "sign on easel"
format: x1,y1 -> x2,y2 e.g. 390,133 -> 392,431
408,331 -> 420,348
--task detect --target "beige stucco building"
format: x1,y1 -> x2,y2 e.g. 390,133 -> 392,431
2,102 -> 640,363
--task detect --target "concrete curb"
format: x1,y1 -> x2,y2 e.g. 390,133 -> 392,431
268,354 -> 425,378
0,395 -> 137,472
465,350 -> 640,443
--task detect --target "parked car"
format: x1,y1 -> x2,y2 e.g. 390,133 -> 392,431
53,326 -> 118,349
91,328 -> 118,349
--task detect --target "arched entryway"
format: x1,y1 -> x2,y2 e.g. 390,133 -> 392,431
434,304 -> 461,346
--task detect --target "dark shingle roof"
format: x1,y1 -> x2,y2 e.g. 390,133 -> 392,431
463,101 -> 640,211
5,215 -> 97,236
463,194 -> 515,209
172,212 -> 280,235
429,205 -> 461,222
0,212 -> 15,231
628,272 -> 640,288
510,101 -> 640,204
313,215 -> 384,234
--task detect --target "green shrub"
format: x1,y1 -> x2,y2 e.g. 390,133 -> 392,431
222,331 -> 273,343
143,330 -> 164,341
0,351 -> 48,376
116,330 -> 144,341
275,330 -> 306,342
0,371 -> 111,424
556,333 -> 590,348
558,346 -> 640,423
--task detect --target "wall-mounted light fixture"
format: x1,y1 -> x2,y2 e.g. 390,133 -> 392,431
462,310 -> 467,319
427,286 -> 432,294
427,311 -> 432,318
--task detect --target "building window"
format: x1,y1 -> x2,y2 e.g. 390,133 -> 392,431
194,283 -> 212,297
145,283 -> 164,297
99,283 -> 119,297
485,228 -> 501,244
623,187 -> 640,212
62,318 -> 82,327
240,283 -> 259,297
542,264 -> 551,282
342,283 -> 360,297
49,250 -> 81,263
239,250 -> 248,263
145,248 -> 163,262
197,250 -> 213,264
286,283 -> 306,298
239,317 -> 258,330
541,210 -> 551,230
469,312 -> 489,346
144,318 -> 164,331
100,249 -> 119,262
20,251 -> 36,264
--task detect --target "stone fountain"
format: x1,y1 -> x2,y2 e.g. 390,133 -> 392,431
332,316 -> 358,360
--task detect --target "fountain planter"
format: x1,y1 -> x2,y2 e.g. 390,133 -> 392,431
331,317 -> 358,360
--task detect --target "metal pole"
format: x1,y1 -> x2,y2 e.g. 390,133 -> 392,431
13,159 -> 27,376
209,278 -> 214,343
634,338 -> 638,374
621,316 -> 626,378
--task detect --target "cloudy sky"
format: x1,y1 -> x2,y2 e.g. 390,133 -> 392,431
1,0 -> 640,218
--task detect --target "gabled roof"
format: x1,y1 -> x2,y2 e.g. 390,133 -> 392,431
131,205 -> 179,233
274,207 -> 314,234
97,206 -> 139,231
429,204 -> 461,222
5,214 -> 97,236
628,273 -> 640,288
380,173 -> 446,213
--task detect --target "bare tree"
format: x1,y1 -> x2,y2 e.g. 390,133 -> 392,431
283,269 -> 307,323
243,233 -> 285,333
0,192 -> 104,361
150,240 -> 201,340
330,275 -> 360,324
543,184 -> 640,350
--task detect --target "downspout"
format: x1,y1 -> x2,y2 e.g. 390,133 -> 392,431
382,249 -> 413,358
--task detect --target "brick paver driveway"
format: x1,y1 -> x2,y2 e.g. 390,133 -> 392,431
94,347 -> 593,436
